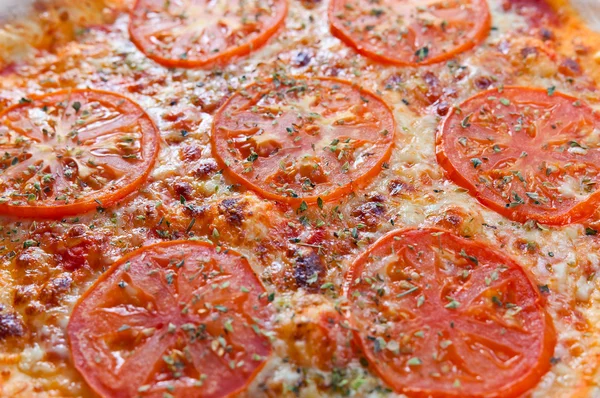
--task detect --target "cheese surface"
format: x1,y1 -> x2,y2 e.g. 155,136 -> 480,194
0,0 -> 600,397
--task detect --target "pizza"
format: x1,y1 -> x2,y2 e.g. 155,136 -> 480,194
0,0 -> 600,397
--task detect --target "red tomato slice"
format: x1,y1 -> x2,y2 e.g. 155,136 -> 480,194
211,77 -> 395,204
129,0 -> 288,68
437,87 -> 600,225
345,228 -> 556,398
67,241 -> 272,398
0,89 -> 159,219
329,0 -> 491,66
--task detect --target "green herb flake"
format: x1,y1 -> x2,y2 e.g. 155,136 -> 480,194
470,158 -> 482,168
415,47 -> 429,61
298,201 -> 308,213
461,115 -> 471,128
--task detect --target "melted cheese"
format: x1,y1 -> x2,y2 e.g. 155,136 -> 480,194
0,0 -> 599,397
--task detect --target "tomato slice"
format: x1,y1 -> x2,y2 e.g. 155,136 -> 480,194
67,241 -> 272,398
329,0 -> 491,66
211,77 -> 395,204
129,0 -> 287,68
437,87 -> 600,225
345,228 -> 556,398
0,89 -> 159,219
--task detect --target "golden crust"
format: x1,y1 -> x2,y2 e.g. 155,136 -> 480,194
0,0 -> 600,396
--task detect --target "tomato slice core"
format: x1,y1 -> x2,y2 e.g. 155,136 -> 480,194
329,0 -> 491,66
67,241 -> 272,398
129,0 -> 288,68
345,228 -> 556,397
0,89 -> 159,218
211,77 -> 395,203
437,87 -> 600,224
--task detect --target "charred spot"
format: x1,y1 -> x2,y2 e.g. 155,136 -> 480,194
253,244 -> 269,260
194,159 -> 219,179
15,247 -> 46,269
558,58 -> 582,77
446,214 -> 462,227
127,83 -> 145,94
384,74 -> 403,90
0,312 -> 25,339
514,239 -> 538,254
24,301 -> 44,316
163,110 -> 183,122
365,192 -> 385,203
13,285 -> 37,306
292,51 -> 312,67
294,251 -> 324,291
39,275 -> 72,305
474,76 -> 492,90
59,10 -> 69,21
503,0 -> 558,25
423,71 -> 438,86
422,71 -> 442,103
171,72 -> 187,82
127,73 -> 166,95
127,81 -> 162,96
351,201 -> 386,227
192,95 -> 227,114
520,46 -> 539,59
67,224 -> 86,238
218,198 -> 246,226
182,145 -> 202,161
173,181 -> 193,200
433,206 -> 482,237
325,66 -> 343,77
540,28 -> 554,41
388,179 -> 415,197
184,204 -> 208,217
436,102 -> 450,116
573,42 -> 589,56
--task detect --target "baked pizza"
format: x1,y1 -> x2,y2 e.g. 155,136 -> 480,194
0,0 -> 600,397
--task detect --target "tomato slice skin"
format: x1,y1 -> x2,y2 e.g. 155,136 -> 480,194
437,86 -> 600,225
0,89 -> 159,219
211,76 -> 395,204
328,0 -> 491,66
129,0 -> 288,69
345,228 -> 556,398
67,240 -> 272,398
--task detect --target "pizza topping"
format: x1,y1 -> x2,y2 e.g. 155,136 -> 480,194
67,241 -> 272,398
0,89 -> 159,218
437,87 -> 600,225
211,76 -> 395,204
345,228 -> 556,398
277,294 -> 355,371
0,312 -> 25,340
129,0 -> 287,68
329,0 -> 491,66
